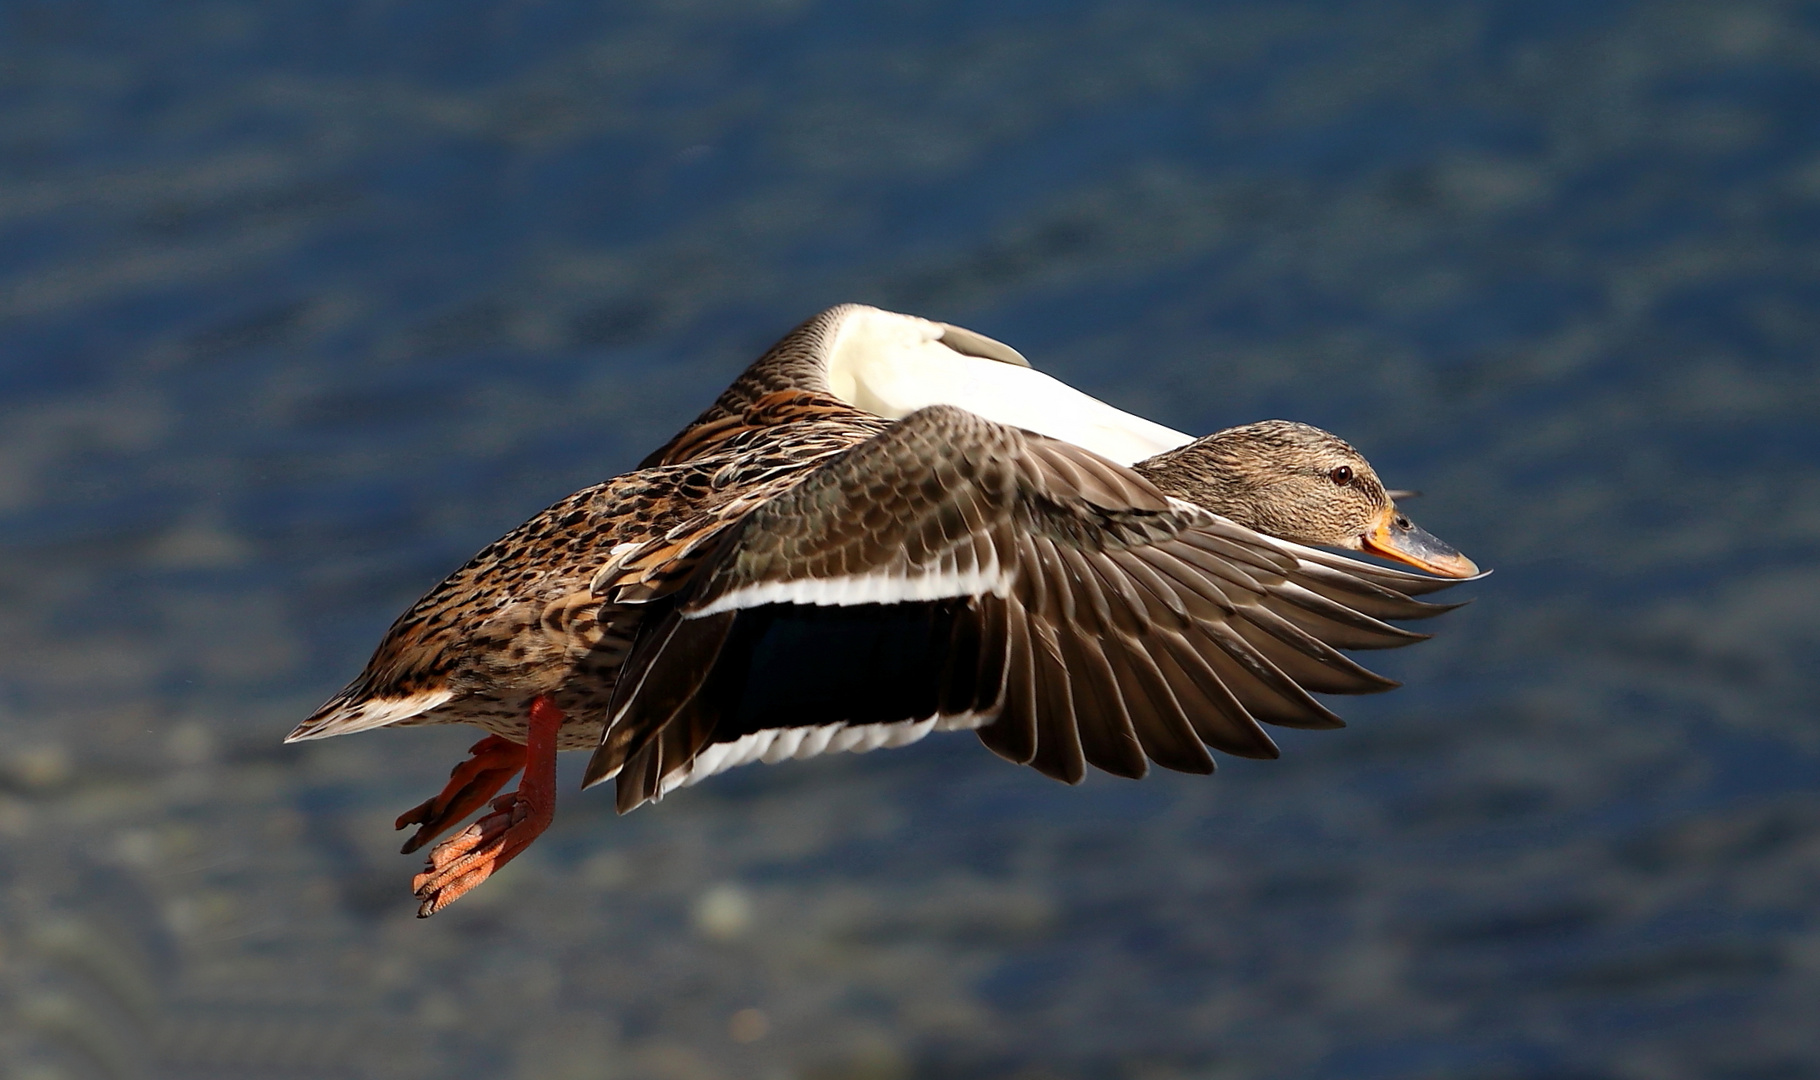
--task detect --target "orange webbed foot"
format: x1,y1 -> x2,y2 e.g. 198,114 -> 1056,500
411,695 -> 562,917
396,735 -> 528,854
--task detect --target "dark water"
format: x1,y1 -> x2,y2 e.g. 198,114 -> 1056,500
4,2 -> 1819,1077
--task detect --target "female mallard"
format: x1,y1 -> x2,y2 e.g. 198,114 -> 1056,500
289,305 -> 1479,916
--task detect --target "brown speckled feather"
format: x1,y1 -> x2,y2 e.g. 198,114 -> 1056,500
287,390 -> 887,751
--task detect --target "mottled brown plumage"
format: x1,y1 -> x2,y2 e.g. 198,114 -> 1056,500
288,389 -> 889,751
291,304 -> 1480,917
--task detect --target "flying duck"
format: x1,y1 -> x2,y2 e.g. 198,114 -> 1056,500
288,305 -> 1480,916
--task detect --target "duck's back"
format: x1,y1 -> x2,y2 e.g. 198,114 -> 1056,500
289,392 -> 888,749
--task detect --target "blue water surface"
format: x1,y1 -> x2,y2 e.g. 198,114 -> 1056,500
2,2 -> 1818,1078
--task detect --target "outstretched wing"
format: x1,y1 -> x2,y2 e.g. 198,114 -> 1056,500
587,405 -> 1462,812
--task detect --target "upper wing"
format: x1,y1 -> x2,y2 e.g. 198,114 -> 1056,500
587,405 -> 1464,812
641,305 -> 1193,469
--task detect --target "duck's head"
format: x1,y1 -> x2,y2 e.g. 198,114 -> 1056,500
1135,420 -> 1479,578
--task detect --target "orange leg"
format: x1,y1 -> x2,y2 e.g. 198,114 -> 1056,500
411,695 -> 562,918
395,735 -> 529,854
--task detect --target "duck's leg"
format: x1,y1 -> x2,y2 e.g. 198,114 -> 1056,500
411,694 -> 562,917
395,735 -> 528,854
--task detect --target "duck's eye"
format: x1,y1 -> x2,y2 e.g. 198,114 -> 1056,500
1328,465 -> 1353,486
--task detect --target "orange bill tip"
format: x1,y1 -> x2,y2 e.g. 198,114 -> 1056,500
1361,508 -> 1479,578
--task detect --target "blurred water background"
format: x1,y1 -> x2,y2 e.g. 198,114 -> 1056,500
3,1 -> 1819,1077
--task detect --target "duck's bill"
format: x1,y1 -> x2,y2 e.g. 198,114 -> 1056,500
1361,509 -> 1479,578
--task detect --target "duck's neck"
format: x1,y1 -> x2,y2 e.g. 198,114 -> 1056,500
1131,435 -> 1293,539
1132,438 -> 1248,513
